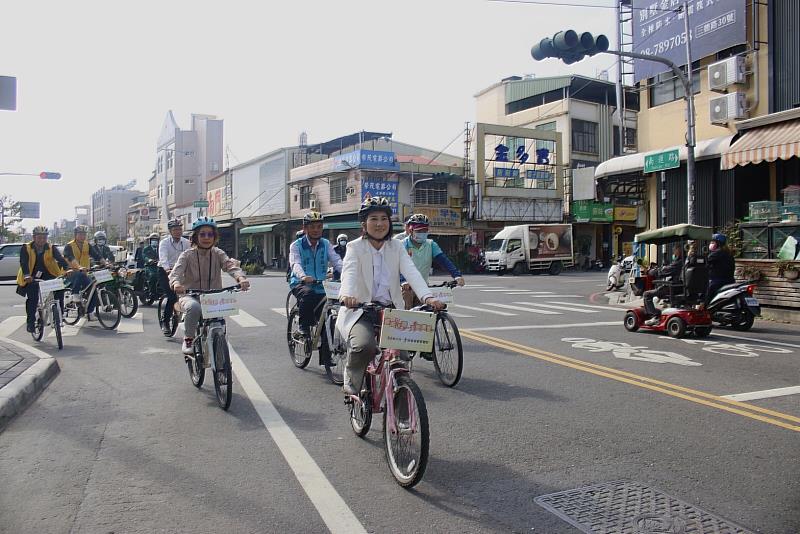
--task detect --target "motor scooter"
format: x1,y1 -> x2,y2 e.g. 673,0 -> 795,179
707,282 -> 761,331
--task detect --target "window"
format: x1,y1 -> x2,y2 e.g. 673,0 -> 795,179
506,239 -> 522,253
612,127 -> 637,156
534,121 -> 557,156
330,177 -> 347,204
648,61 -> 701,107
157,185 -> 163,199
300,186 -> 311,209
167,180 -> 174,197
414,181 -> 447,205
571,119 -> 599,155
0,244 -> 22,257
157,156 -> 163,173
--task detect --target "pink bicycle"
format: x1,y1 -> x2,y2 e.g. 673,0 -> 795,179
345,303 -> 430,488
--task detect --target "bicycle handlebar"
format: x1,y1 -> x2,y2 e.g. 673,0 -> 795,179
186,284 -> 242,296
428,280 -> 459,289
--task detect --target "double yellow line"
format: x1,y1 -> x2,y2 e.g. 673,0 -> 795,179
461,329 -> 800,433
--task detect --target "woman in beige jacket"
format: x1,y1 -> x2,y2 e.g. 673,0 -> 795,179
169,217 -> 250,355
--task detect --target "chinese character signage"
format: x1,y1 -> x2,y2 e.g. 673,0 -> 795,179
379,309 -> 436,352
361,178 -> 399,216
493,167 -> 520,179
207,187 -> 224,217
571,201 -> 613,223
415,207 -> 461,228
632,0 -> 746,81
526,170 -> 555,182
614,206 -> 639,222
339,150 -> 399,171
643,149 -> 680,173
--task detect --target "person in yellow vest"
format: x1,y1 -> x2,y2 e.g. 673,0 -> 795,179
16,226 -> 69,332
63,225 -> 96,314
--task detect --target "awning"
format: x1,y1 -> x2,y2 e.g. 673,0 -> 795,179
239,224 -> 276,234
323,222 -> 362,230
595,135 -> 734,179
216,222 -> 234,229
721,119 -> 800,170
634,223 -> 713,245
430,226 -> 469,236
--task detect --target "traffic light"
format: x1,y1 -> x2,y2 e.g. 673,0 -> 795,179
39,172 -> 61,180
531,30 -> 610,64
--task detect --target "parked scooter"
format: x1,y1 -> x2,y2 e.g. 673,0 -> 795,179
606,255 -> 634,291
707,282 -> 761,331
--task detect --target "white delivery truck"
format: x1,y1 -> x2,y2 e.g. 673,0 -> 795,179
485,223 -> 574,275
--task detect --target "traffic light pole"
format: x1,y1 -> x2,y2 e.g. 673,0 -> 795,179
602,47 -> 697,225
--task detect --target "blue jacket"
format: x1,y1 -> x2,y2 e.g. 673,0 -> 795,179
288,237 -> 337,294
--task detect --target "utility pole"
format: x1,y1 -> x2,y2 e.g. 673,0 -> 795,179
682,0 -> 697,225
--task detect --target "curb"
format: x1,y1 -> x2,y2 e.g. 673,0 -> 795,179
0,337 -> 60,432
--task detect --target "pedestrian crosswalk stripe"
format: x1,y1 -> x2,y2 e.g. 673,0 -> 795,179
56,318 -> 86,337
271,307 -> 287,317
514,302 -> 597,314
451,304 -> 516,316
444,311 -> 474,318
230,309 -> 266,328
482,303 -> 560,315
117,313 -> 144,334
548,301 -> 623,312
480,289 -> 535,292
0,316 -> 26,337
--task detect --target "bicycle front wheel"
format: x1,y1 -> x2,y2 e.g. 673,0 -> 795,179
287,308 -> 311,369
323,314 -> 344,385
188,337 -> 205,388
119,287 -> 138,318
31,307 -> 44,342
95,287 -> 121,330
212,331 -> 233,410
52,302 -> 63,350
384,374 -> 429,488
349,373 -> 372,437
62,290 -> 81,325
432,313 -> 463,387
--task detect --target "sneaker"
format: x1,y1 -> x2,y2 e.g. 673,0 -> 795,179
182,338 -> 194,355
162,323 -> 172,335
26,323 -> 34,333
342,383 -> 357,396
644,317 -> 660,326
419,351 -> 433,361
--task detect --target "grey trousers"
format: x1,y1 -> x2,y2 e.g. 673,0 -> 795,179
344,312 -> 379,392
179,296 -> 202,338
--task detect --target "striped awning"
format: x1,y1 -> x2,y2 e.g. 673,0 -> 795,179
721,119 -> 800,170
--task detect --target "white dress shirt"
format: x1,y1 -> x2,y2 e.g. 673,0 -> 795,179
158,236 -> 191,270
370,244 -> 392,304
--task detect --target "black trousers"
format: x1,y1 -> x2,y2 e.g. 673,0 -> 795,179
23,283 -> 64,328
158,268 -> 177,322
706,279 -> 733,305
643,286 -> 670,317
292,285 -> 325,329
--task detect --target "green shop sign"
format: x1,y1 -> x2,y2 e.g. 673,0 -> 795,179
572,201 -> 613,223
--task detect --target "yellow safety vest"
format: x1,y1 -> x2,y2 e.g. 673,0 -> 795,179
66,239 -> 90,268
16,243 -> 64,287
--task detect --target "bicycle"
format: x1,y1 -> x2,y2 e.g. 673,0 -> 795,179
184,285 -> 241,411
286,280 -> 345,385
408,280 -> 464,387
62,266 -> 121,330
30,276 -> 68,350
108,265 -> 138,319
135,259 -> 161,306
345,303 -> 431,488
157,292 -> 182,337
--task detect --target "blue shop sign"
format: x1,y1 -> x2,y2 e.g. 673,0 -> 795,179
361,178 -> 399,216
338,150 -> 399,171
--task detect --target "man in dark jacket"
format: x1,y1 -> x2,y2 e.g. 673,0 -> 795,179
643,244 -> 684,325
706,233 -> 735,304
90,231 -> 115,265
17,226 -> 70,332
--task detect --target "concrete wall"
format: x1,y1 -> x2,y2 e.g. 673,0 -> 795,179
232,151 -> 287,218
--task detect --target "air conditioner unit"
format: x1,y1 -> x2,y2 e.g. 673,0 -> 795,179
709,92 -> 747,124
345,186 -> 355,195
708,56 -> 746,91
309,199 -> 318,209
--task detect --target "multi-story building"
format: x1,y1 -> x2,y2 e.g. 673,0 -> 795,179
154,111 -> 223,228
74,205 -> 90,227
126,193 -> 156,245
90,185 -> 144,244
474,74 -> 639,262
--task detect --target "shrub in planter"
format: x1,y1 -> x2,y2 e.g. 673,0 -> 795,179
243,262 -> 265,276
735,264 -> 762,282
775,260 -> 800,280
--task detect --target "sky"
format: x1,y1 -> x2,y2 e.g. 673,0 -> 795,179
0,0 -> 618,229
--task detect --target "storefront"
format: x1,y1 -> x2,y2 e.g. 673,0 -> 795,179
570,200 -> 613,266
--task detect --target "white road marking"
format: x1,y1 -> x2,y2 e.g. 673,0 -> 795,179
522,294 -> 583,298
117,313 -> 144,334
451,304 -> 516,316
52,317 -> 86,337
482,303 -> 561,315
271,307 -> 287,317
230,309 -> 266,328
141,347 -> 173,355
722,386 -> 800,401
469,321 -> 619,332
462,285 -> 504,289
549,301 -> 624,312
505,292 -> 539,295
444,311 -> 474,318
0,316 -> 26,337
514,302 -> 597,314
710,332 -> 800,349
480,289 -> 535,292
228,345 -> 366,534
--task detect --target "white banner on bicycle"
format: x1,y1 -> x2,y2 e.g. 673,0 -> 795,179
200,293 -> 239,318
379,309 -> 436,352
92,269 -> 113,283
323,281 -> 341,300
38,278 -> 65,293
428,286 -> 454,304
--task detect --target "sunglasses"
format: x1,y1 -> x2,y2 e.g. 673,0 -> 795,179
197,232 -> 215,238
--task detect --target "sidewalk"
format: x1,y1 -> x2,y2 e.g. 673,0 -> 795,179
0,337 -> 60,431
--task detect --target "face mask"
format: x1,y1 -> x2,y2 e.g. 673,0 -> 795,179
709,242 -> 718,251
413,232 -> 428,243
149,240 -> 159,248
338,239 -> 347,246
97,239 -> 106,246
671,254 -> 678,261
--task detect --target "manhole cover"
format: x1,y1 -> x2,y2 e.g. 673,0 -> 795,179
534,481 -> 753,534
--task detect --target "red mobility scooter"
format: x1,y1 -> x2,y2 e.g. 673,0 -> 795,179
624,224 -> 714,339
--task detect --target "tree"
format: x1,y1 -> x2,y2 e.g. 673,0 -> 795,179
0,195 -> 22,244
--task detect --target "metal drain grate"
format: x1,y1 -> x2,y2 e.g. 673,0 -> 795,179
534,481 -> 754,534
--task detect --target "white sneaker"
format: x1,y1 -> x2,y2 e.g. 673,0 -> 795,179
182,338 -> 194,355
644,317 -> 660,326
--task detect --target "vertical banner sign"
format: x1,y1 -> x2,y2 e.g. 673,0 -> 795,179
632,0 -> 746,81
361,178 -> 399,216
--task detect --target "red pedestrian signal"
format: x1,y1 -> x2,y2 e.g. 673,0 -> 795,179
39,172 -> 61,180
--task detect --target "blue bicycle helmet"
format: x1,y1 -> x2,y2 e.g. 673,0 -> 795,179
711,233 -> 727,245
192,217 -> 217,231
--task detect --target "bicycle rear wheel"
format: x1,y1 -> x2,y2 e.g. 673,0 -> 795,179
119,287 -> 138,318
349,373 -> 372,437
62,290 -> 81,325
31,308 -> 44,342
432,313 -> 463,387
52,302 -> 63,350
212,331 -> 233,410
95,287 -> 121,330
287,308 -> 311,368
384,374 -> 429,488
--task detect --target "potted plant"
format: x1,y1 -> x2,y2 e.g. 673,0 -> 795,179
775,260 -> 800,280
735,263 -> 763,282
